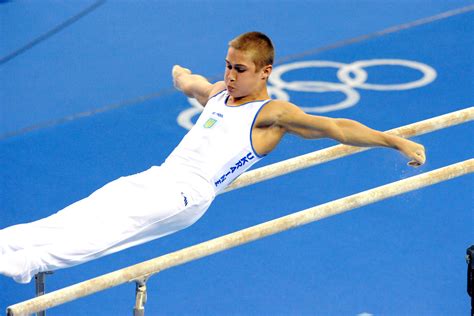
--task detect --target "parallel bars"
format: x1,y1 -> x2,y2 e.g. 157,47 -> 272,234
6,107 -> 474,315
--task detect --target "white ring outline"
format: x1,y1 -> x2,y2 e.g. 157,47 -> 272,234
337,59 -> 437,90
269,60 -> 365,112
177,98 -> 203,130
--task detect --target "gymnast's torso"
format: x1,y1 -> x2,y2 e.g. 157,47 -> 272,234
162,90 -> 271,196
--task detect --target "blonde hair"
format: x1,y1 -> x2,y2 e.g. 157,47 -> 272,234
228,31 -> 274,70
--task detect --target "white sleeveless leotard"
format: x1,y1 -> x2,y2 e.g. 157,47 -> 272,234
163,90 -> 270,194
0,90 -> 271,283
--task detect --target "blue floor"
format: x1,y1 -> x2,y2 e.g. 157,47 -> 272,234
1,1 -> 473,315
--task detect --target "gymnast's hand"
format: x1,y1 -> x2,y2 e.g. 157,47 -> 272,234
397,138 -> 426,167
172,65 -> 192,90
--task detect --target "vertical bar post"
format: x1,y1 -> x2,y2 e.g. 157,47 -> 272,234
133,277 -> 149,316
467,245 -> 474,316
35,272 -> 53,316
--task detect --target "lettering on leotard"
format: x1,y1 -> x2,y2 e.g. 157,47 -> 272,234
214,152 -> 255,187
181,192 -> 188,206
212,111 -> 224,118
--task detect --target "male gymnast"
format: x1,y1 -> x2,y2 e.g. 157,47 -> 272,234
0,32 -> 426,283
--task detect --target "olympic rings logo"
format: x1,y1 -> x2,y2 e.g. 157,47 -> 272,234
177,59 -> 437,130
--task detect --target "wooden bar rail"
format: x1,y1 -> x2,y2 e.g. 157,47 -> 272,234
7,158 -> 473,315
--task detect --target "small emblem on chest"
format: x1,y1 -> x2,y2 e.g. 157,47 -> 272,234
203,118 -> 217,128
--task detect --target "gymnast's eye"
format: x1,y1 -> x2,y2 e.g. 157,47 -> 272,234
235,66 -> 247,73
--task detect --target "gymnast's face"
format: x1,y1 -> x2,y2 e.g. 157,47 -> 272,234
225,47 -> 269,99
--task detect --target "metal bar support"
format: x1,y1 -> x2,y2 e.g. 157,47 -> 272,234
467,245 -> 474,316
35,271 -> 53,316
133,277 -> 149,316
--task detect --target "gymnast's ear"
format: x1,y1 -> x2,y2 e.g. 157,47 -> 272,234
261,64 -> 273,80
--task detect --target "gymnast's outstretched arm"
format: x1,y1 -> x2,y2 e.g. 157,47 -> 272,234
259,100 -> 426,167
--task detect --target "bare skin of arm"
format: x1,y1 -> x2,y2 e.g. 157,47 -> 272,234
172,65 -> 225,106
252,100 -> 426,166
